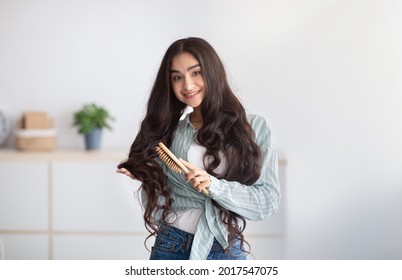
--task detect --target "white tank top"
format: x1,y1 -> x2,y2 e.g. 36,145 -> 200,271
167,142 -> 225,234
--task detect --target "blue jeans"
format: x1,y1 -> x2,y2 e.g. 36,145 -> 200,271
149,224 -> 247,260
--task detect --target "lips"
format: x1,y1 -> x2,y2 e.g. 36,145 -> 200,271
183,90 -> 199,98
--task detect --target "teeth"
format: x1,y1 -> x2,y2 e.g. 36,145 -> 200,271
185,91 -> 197,97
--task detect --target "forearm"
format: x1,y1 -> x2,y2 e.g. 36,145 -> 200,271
208,176 -> 280,221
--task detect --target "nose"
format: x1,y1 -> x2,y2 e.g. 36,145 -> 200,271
184,75 -> 194,91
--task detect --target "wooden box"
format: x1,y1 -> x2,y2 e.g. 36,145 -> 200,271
23,112 -> 53,129
15,129 -> 57,151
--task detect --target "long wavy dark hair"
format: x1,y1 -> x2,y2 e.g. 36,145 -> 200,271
118,37 -> 262,255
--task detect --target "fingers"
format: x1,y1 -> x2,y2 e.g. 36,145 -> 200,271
186,171 -> 209,186
195,181 -> 210,195
187,172 -> 210,194
179,158 -> 196,170
116,168 -> 136,180
179,158 -> 205,183
179,159 -> 210,194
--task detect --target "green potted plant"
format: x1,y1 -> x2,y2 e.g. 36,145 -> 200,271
72,103 -> 115,150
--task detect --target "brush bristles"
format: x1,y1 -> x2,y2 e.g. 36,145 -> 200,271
155,146 -> 182,173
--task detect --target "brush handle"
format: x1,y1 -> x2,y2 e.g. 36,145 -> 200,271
158,142 -> 209,195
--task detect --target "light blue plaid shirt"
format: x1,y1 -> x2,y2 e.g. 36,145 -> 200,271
142,113 -> 280,260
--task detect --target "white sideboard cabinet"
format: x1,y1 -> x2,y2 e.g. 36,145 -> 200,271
0,149 -> 286,260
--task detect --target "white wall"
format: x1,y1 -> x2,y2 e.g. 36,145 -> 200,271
1,0 -> 401,259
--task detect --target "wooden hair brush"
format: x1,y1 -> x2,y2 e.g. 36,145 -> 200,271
155,142 -> 209,195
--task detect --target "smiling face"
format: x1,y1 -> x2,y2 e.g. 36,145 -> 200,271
170,52 -> 206,110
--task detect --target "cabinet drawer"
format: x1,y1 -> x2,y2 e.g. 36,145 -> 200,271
52,162 -> 144,232
0,161 -> 48,231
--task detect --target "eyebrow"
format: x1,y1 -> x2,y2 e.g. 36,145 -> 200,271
170,64 -> 201,74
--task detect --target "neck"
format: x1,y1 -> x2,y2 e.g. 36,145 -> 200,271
190,107 -> 203,130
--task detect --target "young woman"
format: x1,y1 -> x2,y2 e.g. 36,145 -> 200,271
117,37 -> 280,260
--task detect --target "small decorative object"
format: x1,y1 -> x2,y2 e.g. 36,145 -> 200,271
15,112 -> 56,151
72,103 -> 114,150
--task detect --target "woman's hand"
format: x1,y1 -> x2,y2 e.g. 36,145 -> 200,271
116,168 -> 137,180
179,158 -> 211,194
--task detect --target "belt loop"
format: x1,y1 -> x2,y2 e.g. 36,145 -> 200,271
185,234 -> 193,250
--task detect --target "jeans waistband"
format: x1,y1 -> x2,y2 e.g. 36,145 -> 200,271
159,223 -> 194,250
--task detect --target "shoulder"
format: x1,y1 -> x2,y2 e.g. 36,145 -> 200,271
246,114 -> 270,133
246,114 -> 274,148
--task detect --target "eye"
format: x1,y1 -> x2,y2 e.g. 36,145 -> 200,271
171,75 -> 182,81
192,70 -> 202,76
